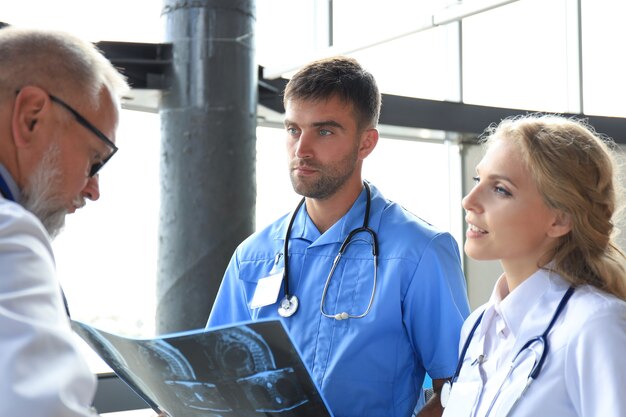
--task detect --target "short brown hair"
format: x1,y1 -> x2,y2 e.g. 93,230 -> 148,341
283,56 -> 381,131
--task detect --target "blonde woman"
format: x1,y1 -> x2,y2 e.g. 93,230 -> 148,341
442,114 -> 626,417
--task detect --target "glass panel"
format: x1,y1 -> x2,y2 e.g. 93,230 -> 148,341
364,136 -> 452,233
463,0 -> 571,112
256,0 -> 320,69
332,0 -> 438,46
1,0 -> 162,43
333,0 -> 455,100
54,110 -> 161,337
348,27 -> 458,100
581,0 -> 626,118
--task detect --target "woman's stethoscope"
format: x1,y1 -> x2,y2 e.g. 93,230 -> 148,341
277,181 -> 379,320
441,285 -> 575,416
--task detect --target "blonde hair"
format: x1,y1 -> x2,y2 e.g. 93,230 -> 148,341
0,26 -> 128,108
483,114 -> 626,300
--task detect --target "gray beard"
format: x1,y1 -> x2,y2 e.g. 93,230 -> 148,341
21,144 -> 68,239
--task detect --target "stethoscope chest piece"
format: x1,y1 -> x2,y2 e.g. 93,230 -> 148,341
278,294 -> 299,317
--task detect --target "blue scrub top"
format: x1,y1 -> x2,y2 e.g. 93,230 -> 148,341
208,183 -> 470,417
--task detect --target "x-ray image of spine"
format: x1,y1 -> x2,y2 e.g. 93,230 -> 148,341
134,326 -> 309,416
73,322 -> 162,409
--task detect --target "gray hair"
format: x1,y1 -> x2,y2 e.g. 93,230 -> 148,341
0,27 -> 128,109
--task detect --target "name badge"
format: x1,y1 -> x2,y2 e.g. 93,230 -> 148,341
249,271 -> 283,309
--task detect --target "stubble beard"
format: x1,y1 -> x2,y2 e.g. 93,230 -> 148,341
289,147 -> 360,200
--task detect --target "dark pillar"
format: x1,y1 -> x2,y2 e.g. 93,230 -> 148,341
157,0 -> 257,333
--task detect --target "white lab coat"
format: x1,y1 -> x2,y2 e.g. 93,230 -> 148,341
444,268 -> 626,417
0,197 -> 97,416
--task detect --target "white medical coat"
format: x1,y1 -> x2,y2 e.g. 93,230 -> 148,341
0,196 -> 97,416
445,268 -> 626,417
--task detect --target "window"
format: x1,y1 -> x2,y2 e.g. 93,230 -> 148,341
581,0 -> 626,117
463,0 -> 574,112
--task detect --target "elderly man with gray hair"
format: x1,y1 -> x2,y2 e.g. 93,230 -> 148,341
0,26 -> 128,416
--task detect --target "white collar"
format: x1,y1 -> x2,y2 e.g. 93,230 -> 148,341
483,268 -> 555,339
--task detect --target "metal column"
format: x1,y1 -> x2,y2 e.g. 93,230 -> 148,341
158,0 -> 257,333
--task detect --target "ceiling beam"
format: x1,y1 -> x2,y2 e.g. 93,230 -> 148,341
98,41 -> 626,143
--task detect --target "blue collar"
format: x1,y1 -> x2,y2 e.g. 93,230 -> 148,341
283,182 -> 383,248
0,164 -> 20,203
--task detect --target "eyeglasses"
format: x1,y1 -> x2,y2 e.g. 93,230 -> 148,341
49,94 -> 117,177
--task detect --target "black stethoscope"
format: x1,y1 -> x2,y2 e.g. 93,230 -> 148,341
441,285 -> 575,415
277,181 -> 379,319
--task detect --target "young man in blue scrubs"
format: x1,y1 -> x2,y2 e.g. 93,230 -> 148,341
207,56 -> 470,417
